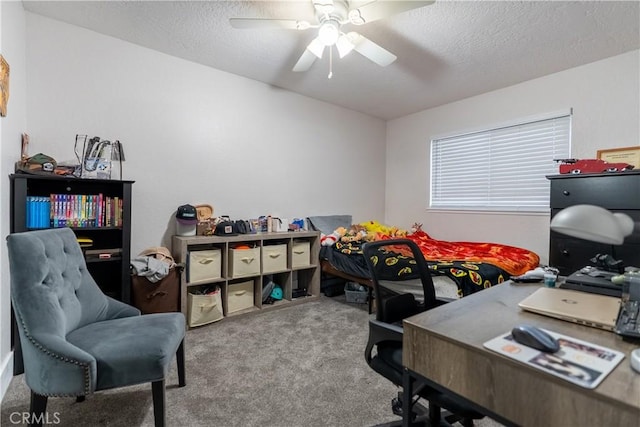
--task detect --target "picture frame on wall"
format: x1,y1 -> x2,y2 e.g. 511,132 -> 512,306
0,54 -> 9,117
597,146 -> 640,169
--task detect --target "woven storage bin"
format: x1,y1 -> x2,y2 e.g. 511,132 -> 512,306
227,280 -> 255,314
262,244 -> 287,273
188,288 -> 224,327
188,249 -> 222,282
292,240 -> 311,268
229,247 -> 260,278
131,267 -> 180,314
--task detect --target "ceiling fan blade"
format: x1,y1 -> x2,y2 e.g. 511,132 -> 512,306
348,0 -> 434,25
347,32 -> 397,66
313,0 -> 335,15
336,34 -> 355,58
306,37 -> 325,59
293,48 -> 320,72
229,18 -> 314,30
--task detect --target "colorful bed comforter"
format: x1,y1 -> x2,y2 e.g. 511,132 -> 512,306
401,231 -> 539,277
323,230 -> 539,297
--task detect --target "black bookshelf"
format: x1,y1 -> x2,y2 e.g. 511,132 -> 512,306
9,173 -> 134,375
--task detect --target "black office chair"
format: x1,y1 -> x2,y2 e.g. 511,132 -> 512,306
363,239 -> 484,426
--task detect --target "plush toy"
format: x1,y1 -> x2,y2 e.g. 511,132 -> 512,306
359,220 -> 408,239
340,224 -> 369,243
410,222 -> 423,234
321,226 -> 346,246
388,226 -> 408,238
359,220 -> 385,235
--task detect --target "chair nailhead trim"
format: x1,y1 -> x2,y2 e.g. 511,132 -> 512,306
14,309 -> 92,397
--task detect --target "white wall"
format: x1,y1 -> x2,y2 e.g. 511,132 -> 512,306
386,50 -> 640,265
24,13 -> 387,255
0,0 -> 28,402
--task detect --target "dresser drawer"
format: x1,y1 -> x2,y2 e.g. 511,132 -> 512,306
550,235 -> 640,276
550,174 -> 640,209
551,209 -> 640,244
549,235 -> 611,275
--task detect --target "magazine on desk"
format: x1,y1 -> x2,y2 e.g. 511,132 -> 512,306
483,329 -> 624,389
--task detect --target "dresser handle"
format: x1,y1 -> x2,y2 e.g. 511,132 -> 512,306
562,250 -> 569,256
563,190 -> 570,196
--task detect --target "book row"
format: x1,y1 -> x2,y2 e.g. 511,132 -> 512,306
25,194 -> 123,229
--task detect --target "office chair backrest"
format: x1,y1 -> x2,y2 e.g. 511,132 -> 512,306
7,228 -> 116,337
362,239 -> 437,324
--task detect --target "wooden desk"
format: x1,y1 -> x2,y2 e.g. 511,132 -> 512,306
403,283 -> 640,426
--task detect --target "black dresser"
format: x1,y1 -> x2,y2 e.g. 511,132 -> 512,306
548,171 -> 640,276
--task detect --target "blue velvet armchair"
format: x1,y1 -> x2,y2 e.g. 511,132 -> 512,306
7,228 -> 186,427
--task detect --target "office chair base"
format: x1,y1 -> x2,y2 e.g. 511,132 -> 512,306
391,395 -> 429,418
372,416 -> 471,427
377,395 -> 473,427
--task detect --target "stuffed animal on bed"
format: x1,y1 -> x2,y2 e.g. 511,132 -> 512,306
321,226 -> 346,246
359,220 -> 408,239
339,224 -> 371,243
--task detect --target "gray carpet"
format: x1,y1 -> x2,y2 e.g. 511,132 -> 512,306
1,291 -> 504,427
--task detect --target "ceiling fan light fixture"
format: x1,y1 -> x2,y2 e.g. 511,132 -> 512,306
232,0 -> 434,74
336,34 -> 355,58
318,21 -> 340,46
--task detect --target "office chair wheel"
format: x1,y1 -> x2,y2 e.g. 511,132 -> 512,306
391,396 -> 425,422
391,396 -> 403,417
443,413 -> 475,427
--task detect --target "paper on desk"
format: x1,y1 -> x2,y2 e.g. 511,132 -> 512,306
483,329 -> 624,389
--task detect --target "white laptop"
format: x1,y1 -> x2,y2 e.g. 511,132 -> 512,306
518,287 -> 620,331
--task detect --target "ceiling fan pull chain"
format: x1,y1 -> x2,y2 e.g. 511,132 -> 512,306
328,46 -> 333,79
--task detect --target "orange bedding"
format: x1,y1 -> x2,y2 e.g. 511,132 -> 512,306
384,230 -> 539,276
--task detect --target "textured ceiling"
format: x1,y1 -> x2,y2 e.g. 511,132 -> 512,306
22,0 -> 640,120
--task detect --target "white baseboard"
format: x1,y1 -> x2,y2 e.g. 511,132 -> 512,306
0,351 -> 14,403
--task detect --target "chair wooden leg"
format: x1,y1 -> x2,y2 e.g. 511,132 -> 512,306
29,391 -> 47,427
152,379 -> 166,427
176,339 -> 186,387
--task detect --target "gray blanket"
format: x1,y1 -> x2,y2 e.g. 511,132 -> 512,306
306,215 -> 352,235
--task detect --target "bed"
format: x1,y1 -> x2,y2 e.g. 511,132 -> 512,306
310,216 -> 540,299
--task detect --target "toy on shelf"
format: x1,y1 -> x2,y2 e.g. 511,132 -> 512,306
555,158 -> 634,175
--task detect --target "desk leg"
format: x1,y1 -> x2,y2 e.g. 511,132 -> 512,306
405,367 -> 519,427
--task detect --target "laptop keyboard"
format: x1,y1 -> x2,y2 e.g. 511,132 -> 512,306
615,300 -> 640,339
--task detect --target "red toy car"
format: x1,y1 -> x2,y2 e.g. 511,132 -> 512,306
555,158 -> 634,174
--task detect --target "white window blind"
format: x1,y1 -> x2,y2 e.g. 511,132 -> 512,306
430,113 -> 571,212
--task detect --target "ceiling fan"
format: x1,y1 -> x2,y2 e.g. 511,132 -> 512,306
230,0 -> 434,75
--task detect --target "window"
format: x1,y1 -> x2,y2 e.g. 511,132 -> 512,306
430,112 -> 571,212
